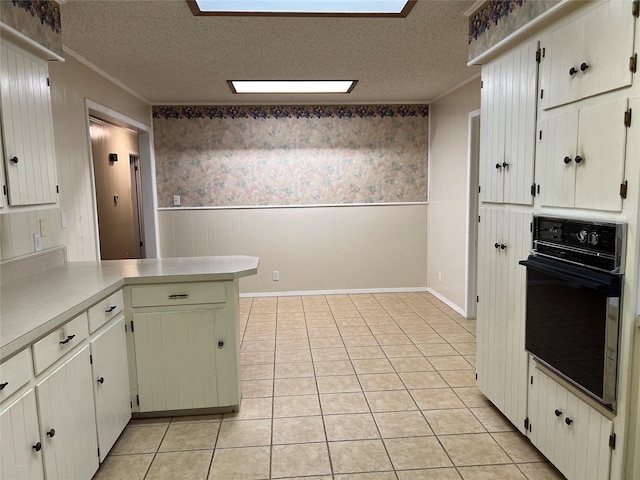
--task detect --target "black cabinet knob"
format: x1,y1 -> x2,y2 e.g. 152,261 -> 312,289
565,417 -> 573,426
495,163 -> 502,170
569,66 -> 578,76
574,155 -> 583,164
33,442 -> 42,452
0,381 -> 8,390
59,334 -> 75,345
500,244 -> 507,250
9,156 -> 18,164
97,377 -> 105,384
554,409 -> 562,417
218,341 -> 224,348
494,243 -> 500,249
502,162 -> 509,169
46,428 -> 56,438
580,62 -> 589,72
563,156 -> 572,164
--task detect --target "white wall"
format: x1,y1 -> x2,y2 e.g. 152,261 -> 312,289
427,77 -> 481,314
0,52 -> 151,261
158,204 -> 428,294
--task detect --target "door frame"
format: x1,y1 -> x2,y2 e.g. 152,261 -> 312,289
85,99 -> 158,259
465,108 -> 481,318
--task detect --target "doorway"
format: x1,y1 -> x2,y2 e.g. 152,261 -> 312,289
89,117 -> 144,260
466,109 -> 481,318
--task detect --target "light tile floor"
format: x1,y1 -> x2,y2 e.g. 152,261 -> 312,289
93,292 -> 566,480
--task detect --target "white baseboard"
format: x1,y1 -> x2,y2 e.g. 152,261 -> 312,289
426,288 -> 467,318
241,287 -> 429,298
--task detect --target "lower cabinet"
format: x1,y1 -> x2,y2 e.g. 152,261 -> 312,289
0,390 -> 44,480
90,316 -> 131,462
36,347 -> 99,480
132,307 -> 238,412
528,366 -> 613,480
476,207 -> 531,433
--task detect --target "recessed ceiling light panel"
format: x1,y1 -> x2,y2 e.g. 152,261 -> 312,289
190,0 -> 415,17
228,80 -> 357,94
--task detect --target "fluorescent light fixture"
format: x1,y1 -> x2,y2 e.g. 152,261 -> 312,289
229,80 -> 357,94
189,0 -> 415,16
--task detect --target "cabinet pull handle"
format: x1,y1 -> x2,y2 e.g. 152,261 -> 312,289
218,341 -> 224,348
580,62 -> 589,72
565,417 -> 573,426
569,66 -> 578,76
0,382 -> 8,390
59,334 -> 75,345
563,156 -> 572,164
46,428 -> 56,438
574,155 -> 583,164
105,305 -> 117,313
33,442 -> 42,452
168,294 -> 189,299
495,163 -> 502,170
554,409 -> 562,417
97,377 -> 105,384
9,156 -> 19,164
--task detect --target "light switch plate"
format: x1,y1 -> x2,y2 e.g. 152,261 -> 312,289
173,195 -> 181,206
39,218 -> 48,237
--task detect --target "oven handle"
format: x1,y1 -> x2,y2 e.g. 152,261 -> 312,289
519,256 -> 621,294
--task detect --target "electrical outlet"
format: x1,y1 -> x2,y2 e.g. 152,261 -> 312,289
272,271 -> 280,281
173,195 -> 181,206
39,218 -> 48,237
34,233 -> 41,252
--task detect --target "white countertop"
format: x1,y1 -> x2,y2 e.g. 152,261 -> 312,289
0,256 -> 259,360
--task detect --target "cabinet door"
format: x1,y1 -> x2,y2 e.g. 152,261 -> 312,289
575,98 -> 628,211
528,367 -> 613,480
0,43 -> 57,206
536,109 -> 579,208
90,316 -> 131,462
545,15 -> 584,109
0,390 -> 44,480
133,308 -> 237,412
36,347 -> 98,480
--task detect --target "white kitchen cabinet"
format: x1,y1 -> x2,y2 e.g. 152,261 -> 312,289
36,346 -> 99,480
476,207 -> 531,433
0,41 -> 58,207
528,365 -> 614,480
0,390 -> 44,480
479,41 -> 538,205
538,0 -> 636,110
536,97 -> 629,211
90,316 -> 131,462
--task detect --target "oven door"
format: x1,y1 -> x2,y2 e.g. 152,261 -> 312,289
519,255 -> 622,407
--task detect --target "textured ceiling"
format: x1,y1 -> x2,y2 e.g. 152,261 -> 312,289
60,0 -> 479,104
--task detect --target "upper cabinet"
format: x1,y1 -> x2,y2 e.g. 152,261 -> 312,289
0,41 -> 58,207
479,41 -> 538,206
538,0 -> 637,110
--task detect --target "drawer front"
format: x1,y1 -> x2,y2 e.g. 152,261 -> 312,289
130,282 -> 227,308
88,290 -> 124,333
0,349 -> 33,402
32,312 -> 89,374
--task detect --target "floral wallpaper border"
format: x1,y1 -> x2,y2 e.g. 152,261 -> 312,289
0,0 -> 63,57
153,104 -> 429,120
468,0 -> 560,62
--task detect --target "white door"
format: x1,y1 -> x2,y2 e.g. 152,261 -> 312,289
36,347 -> 98,480
91,317 -> 131,462
0,390 -> 44,480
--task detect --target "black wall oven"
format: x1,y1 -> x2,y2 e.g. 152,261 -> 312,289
520,216 -> 626,409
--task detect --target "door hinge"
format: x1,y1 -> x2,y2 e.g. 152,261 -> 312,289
478,185 -> 481,194
56,185 -> 59,193
131,320 -> 135,332
475,372 -> 478,380
481,80 -> 483,88
539,130 -> 542,140
476,295 -> 479,303
89,354 -> 93,364
530,184 -> 536,196
633,0 -> 639,17
535,48 -> 541,63
2,185 -> 6,196
478,215 -> 481,223
530,375 -> 534,385
530,222 -> 533,232
130,401 -> 133,409
97,447 -> 100,458
524,417 -> 529,431
136,394 -> 140,406
140,241 -> 144,247
631,53 -> 638,73
540,88 -> 544,100
620,181 -> 628,199
624,108 -> 632,127
46,77 -> 50,87
125,323 -> 128,332
609,433 -> 617,449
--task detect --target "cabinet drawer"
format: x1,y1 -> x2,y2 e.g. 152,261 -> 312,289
130,282 -> 226,308
88,290 -> 124,333
0,349 -> 33,402
32,313 -> 89,374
